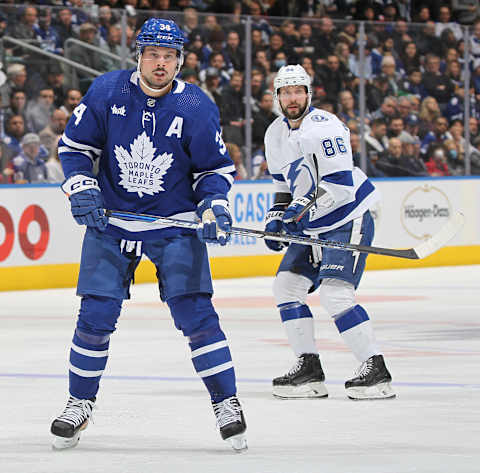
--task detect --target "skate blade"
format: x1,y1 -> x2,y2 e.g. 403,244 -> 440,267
346,382 -> 396,400
273,381 -> 328,399
52,431 -> 82,450
227,433 -> 248,453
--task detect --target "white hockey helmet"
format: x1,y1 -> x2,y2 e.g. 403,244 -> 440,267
274,64 -> 312,109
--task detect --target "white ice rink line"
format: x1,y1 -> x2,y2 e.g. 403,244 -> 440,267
1,266 -> 479,473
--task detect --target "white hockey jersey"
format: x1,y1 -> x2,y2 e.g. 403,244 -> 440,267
264,108 -> 380,234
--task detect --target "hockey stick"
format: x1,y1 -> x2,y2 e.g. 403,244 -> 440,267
105,209 -> 464,260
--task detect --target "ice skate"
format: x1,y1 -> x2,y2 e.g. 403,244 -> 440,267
345,354 -> 396,400
273,353 -> 328,399
212,396 -> 247,452
51,396 -> 96,449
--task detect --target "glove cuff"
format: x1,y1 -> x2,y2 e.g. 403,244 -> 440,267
62,173 -> 100,197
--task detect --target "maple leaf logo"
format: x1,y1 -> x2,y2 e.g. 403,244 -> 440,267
115,131 -> 173,197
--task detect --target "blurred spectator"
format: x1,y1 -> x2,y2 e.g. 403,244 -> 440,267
98,6 -> 117,41
280,19 -> 300,53
25,87 -> 55,134
4,114 -> 26,157
399,41 -> 420,74
370,96 -> 398,123
351,131 -> 385,177
39,109 -> 67,157
68,23 -> 104,90
443,138 -> 465,175
271,50 -> 289,74
46,137 -> 64,183
45,63 -> 68,108
252,148 -> 270,179
418,96 -> 441,137
387,116 -> 410,141
348,40 -> 373,81
400,68 -> 425,98
416,21 -> 443,57
391,20 -> 413,52
315,17 -> 337,60
220,70 -> 245,146
200,67 -> 222,107
181,7 -> 200,37
366,75 -> 392,112
60,88 -> 82,120
439,28 -> 460,58
4,64 -> 28,99
300,56 -> 324,99
469,19 -> 480,61
338,90 -> 359,123
5,90 -> 27,120
180,68 -> 199,85
376,137 -> 413,177
226,142 -> 247,180
267,33 -> 287,67
252,90 -> 276,149
452,0 -> 480,25
405,113 -> 421,139
35,8 -> 62,56
292,23 -> 317,61
224,30 -> 244,72
186,33 -> 207,65
0,142 -> 14,184
10,6 -> 37,41
435,5 -> 463,40
248,1 -> 272,42
250,69 -> 266,107
100,24 -> 124,71
184,51 -> 200,74
337,22 -> 357,48
413,4 -> 431,23
199,52 -> 232,87
317,54 -> 350,102
54,8 -> 77,48
400,134 -> 429,176
425,144 -> 451,176
12,133 -> 48,184
448,119 -> 480,172
364,118 -> 389,159
397,96 -> 412,120
379,56 -> 402,96
420,116 -> 452,155
253,49 -> 271,77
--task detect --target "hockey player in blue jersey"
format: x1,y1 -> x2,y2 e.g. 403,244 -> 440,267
50,18 -> 247,452
264,65 -> 395,400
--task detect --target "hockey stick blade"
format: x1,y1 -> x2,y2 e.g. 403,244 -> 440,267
105,209 -> 464,260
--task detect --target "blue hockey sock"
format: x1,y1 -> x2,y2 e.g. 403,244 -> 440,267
69,329 -> 110,399
189,330 -> 236,403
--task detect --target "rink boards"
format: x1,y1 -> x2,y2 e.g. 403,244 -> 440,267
1,177 -> 479,291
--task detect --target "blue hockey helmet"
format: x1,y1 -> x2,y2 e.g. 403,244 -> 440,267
136,18 -> 185,56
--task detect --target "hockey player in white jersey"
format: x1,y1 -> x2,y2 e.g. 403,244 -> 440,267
50,18 -> 246,451
264,65 -> 395,400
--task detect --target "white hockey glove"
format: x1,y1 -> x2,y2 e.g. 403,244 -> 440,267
196,195 -> 232,246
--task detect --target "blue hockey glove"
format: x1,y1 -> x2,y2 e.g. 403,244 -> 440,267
196,195 -> 232,245
282,196 -> 313,235
61,173 -> 108,231
264,205 -> 289,252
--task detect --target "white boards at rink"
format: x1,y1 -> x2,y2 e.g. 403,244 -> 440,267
1,177 -> 479,291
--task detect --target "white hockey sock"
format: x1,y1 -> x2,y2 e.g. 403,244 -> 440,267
283,317 -> 317,357
334,305 -> 381,363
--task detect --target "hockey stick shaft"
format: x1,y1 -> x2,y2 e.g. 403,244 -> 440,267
105,209 -> 464,260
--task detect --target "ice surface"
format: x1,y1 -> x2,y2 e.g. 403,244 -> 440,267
1,266 -> 479,473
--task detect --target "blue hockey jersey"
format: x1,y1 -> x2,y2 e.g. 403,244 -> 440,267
58,69 -> 235,240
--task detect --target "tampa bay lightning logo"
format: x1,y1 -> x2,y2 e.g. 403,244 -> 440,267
311,114 -> 328,122
287,157 -> 316,196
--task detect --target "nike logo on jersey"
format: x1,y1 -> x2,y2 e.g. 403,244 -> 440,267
111,104 -> 126,116
115,131 -> 173,197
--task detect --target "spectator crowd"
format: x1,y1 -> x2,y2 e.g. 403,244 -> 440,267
1,0 -> 480,184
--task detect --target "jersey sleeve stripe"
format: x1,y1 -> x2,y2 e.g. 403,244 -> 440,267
61,133 -> 102,155
271,173 -> 285,182
322,170 -> 353,186
58,146 -> 95,163
192,165 -> 235,190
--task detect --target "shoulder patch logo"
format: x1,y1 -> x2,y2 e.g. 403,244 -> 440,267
111,104 -> 126,116
115,131 -> 173,197
311,114 -> 328,123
